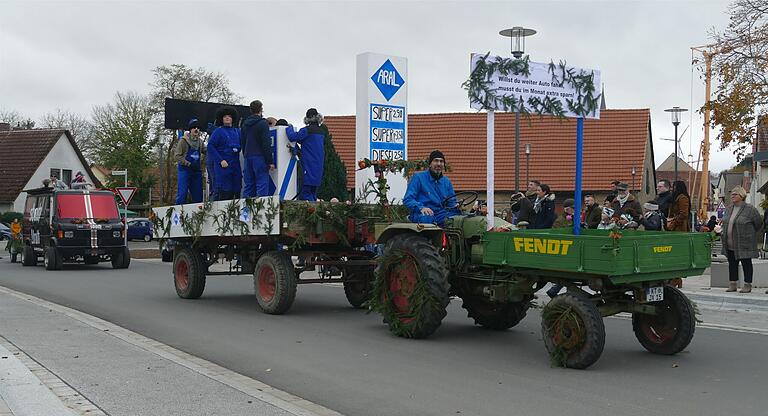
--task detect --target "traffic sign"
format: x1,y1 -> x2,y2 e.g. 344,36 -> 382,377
111,170 -> 127,175
115,187 -> 138,206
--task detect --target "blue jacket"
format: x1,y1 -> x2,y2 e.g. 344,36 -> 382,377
240,115 -> 272,164
207,126 -> 241,166
403,170 -> 457,216
286,124 -> 325,186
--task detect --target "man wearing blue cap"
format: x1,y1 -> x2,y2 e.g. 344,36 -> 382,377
286,108 -> 325,201
174,119 -> 205,204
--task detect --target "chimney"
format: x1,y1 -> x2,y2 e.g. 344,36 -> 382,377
0,122 -> 10,132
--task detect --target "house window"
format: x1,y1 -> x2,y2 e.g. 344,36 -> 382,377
50,168 -> 61,180
62,169 -> 72,185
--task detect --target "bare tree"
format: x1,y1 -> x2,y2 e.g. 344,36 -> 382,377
40,109 -> 95,161
0,108 -> 35,129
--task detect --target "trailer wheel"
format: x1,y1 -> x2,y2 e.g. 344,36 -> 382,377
254,251 -> 297,314
111,247 -> 131,269
174,248 -> 206,299
541,293 -> 605,369
343,266 -> 374,309
632,286 -> 695,355
22,246 -> 37,266
375,233 -> 449,339
462,297 -> 529,330
44,247 -> 63,270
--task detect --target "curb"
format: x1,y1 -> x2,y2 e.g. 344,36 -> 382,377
684,290 -> 768,311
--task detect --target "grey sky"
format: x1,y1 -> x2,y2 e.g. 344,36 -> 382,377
0,0 -> 736,171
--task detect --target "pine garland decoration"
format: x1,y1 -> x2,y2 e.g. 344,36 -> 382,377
542,303 -> 585,368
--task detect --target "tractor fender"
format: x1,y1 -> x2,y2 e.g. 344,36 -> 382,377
376,223 -> 444,247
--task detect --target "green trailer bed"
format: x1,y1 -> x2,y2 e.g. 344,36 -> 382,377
482,228 -> 712,283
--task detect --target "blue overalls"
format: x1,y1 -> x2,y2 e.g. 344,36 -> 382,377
175,140 -> 203,204
286,124 -> 325,201
403,170 -> 460,227
207,126 -> 242,200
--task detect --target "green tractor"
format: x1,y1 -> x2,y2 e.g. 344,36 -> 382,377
370,192 -> 710,369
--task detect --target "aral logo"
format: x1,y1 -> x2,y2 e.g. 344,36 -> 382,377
371,59 -> 404,101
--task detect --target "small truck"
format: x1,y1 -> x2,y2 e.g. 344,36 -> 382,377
153,194 -> 711,369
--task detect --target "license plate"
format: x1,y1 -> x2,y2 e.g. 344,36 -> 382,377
645,286 -> 664,302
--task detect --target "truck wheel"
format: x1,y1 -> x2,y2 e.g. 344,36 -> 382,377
541,293 -> 605,369
22,246 -> 37,266
632,286 -> 695,355
375,233 -> 449,339
161,248 -> 173,263
174,248 -> 206,299
111,247 -> 131,269
343,266 -> 374,309
462,297 -> 529,330
254,251 -> 297,314
44,247 -> 63,270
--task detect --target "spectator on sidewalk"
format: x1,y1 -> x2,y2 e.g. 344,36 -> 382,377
721,186 -> 764,293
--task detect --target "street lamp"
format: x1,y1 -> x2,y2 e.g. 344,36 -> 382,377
525,143 -> 532,186
664,106 -> 688,181
631,166 -> 636,192
500,26 -> 536,192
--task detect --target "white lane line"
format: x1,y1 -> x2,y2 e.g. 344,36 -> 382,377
0,285 -> 344,416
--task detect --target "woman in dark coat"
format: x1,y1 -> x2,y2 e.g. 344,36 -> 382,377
531,184 -> 555,229
721,186 -> 764,293
666,180 -> 691,232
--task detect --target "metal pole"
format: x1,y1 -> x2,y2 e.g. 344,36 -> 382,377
487,110 -> 495,230
574,118 -> 584,236
124,169 -> 128,245
525,154 -> 530,186
674,123 -> 679,182
515,111 -> 520,193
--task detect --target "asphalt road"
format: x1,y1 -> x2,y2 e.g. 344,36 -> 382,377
0,258 -> 766,416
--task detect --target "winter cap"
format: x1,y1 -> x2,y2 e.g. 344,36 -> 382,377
306,108 -> 319,118
562,198 -> 575,209
276,119 -> 289,126
428,150 -> 446,164
616,182 -> 629,191
188,118 -> 200,129
730,186 -> 747,198
215,107 -> 239,126
643,202 -> 659,211
610,179 -> 621,186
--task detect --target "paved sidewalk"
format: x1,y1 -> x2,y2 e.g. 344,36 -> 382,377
0,286 -> 341,416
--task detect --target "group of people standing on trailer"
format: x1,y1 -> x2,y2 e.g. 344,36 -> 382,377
174,101 -> 325,204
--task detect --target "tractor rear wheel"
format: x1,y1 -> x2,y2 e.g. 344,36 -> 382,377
254,251 -> 297,314
462,297 -> 529,330
343,266 -> 374,309
541,293 -> 605,369
632,286 -> 695,355
173,248 -> 206,299
375,233 -> 449,339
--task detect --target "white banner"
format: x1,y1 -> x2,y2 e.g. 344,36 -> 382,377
469,53 -> 601,119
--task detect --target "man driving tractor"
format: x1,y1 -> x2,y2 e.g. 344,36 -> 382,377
403,150 -> 460,227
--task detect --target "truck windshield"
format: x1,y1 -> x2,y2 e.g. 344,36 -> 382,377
57,194 -> 120,219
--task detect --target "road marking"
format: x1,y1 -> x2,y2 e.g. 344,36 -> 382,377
0,285 -> 344,416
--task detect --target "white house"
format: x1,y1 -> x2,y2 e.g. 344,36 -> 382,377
0,125 -> 100,213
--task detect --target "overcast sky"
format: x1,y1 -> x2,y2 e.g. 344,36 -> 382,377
0,0 -> 738,171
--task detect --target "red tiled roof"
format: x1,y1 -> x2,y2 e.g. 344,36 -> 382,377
0,129 -> 101,204
324,109 -> 651,192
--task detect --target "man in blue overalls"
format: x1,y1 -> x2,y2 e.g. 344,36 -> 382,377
174,119 -> 205,204
286,108 -> 325,201
207,107 -> 242,200
241,100 -> 274,197
403,150 -> 460,227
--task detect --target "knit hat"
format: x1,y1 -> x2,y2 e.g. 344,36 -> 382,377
215,107 -> 239,126
616,182 -> 629,191
306,108 -> 319,118
276,119 -> 289,126
643,202 -> 659,211
428,150 -> 445,164
563,198 -> 575,209
188,118 -> 200,130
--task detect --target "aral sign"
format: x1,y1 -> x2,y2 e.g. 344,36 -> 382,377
356,53 -> 408,202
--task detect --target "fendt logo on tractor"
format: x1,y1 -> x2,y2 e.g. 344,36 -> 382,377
653,246 -> 673,253
513,237 -> 574,256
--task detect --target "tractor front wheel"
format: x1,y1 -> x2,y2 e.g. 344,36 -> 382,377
541,293 -> 605,369
632,286 -> 695,355
375,233 -> 449,339
462,297 -> 529,330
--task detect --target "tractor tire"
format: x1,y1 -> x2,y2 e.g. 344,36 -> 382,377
111,247 -> 131,269
161,248 -> 173,263
253,251 -> 297,314
44,247 -> 63,271
376,233 -> 449,339
173,248 -> 206,299
541,293 -> 605,369
22,246 -> 37,267
462,297 -> 529,330
343,266 -> 375,309
632,286 -> 695,355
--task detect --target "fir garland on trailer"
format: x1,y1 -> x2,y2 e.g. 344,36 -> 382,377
462,52 -> 601,118
541,303 -> 584,368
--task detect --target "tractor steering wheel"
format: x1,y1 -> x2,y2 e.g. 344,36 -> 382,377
443,191 -> 478,209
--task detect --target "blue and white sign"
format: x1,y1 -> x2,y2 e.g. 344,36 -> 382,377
357,53 -> 408,203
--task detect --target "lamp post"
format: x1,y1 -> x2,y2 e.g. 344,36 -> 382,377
631,166 -> 636,192
500,26 -> 536,193
525,143 -> 531,186
664,106 -> 688,181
